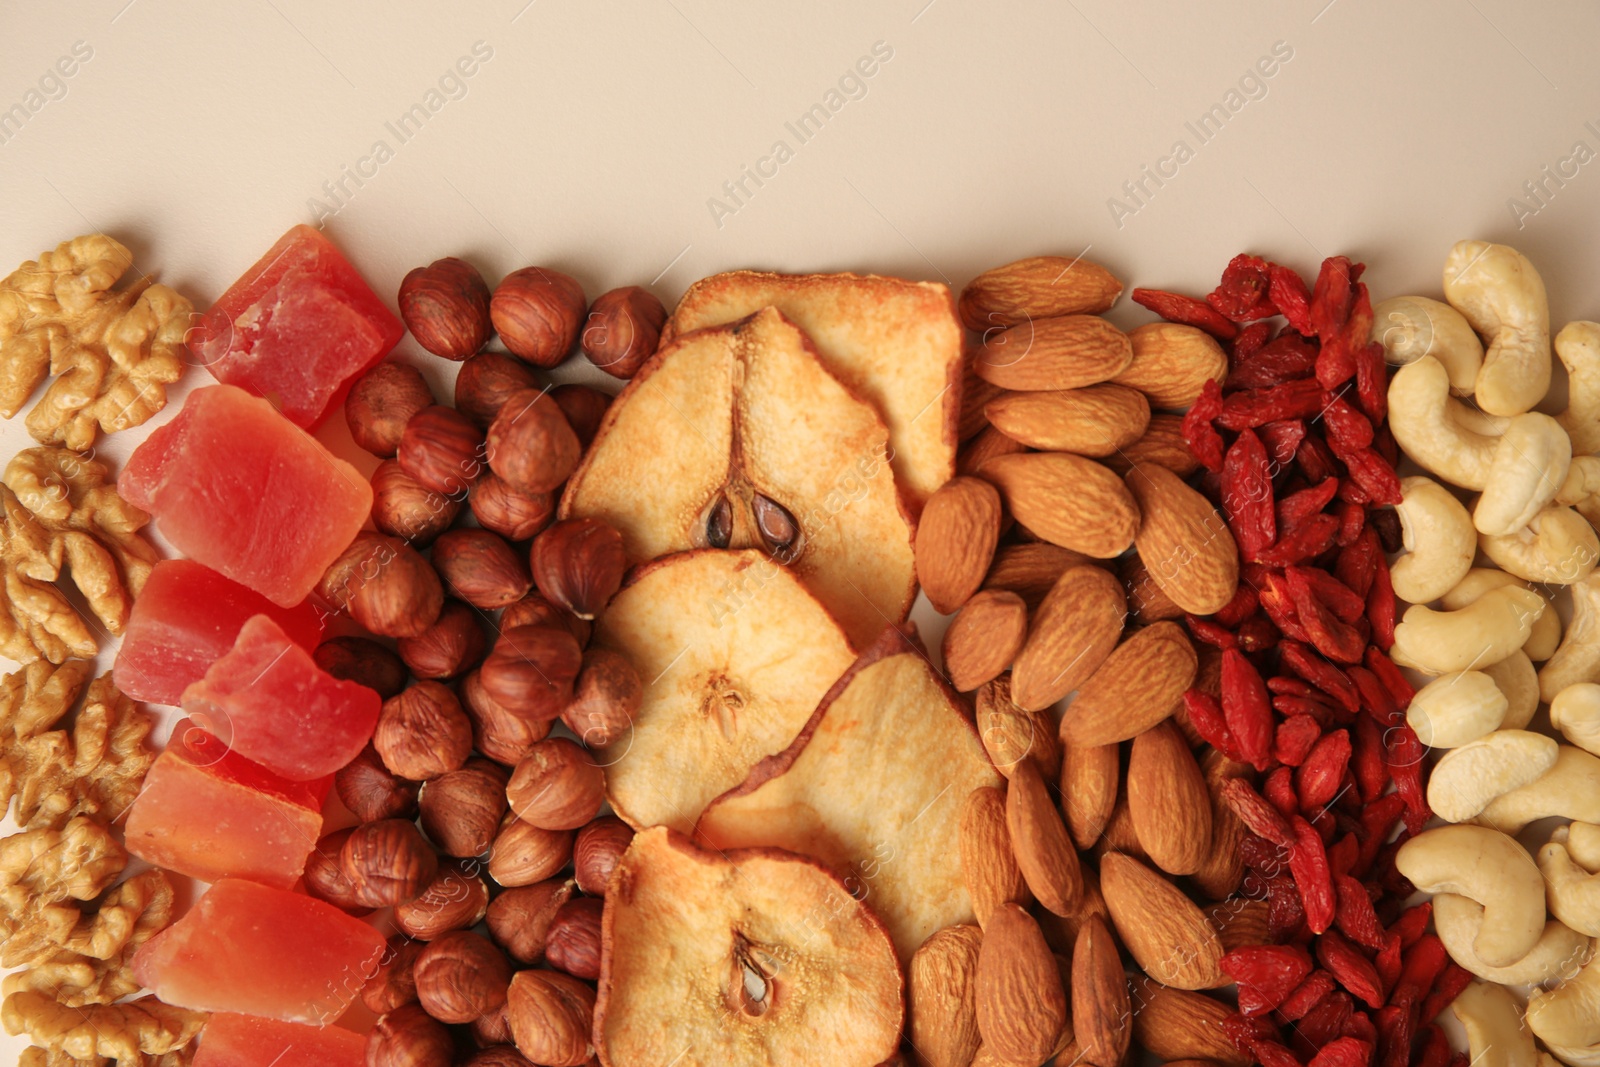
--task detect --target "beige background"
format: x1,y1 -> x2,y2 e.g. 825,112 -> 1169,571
3,0 -> 1600,1058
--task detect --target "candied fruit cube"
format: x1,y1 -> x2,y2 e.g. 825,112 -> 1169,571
192,1013 -> 366,1067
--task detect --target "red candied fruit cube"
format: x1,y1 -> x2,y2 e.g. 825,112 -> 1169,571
193,1013 -> 365,1067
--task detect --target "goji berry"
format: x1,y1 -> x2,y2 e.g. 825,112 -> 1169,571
1414,1024 -> 1451,1067
1355,339 -> 1388,424
1278,969 -> 1337,1021
1290,566 -> 1367,624
1363,647 -> 1415,711
1132,286 -> 1242,339
1418,963 -> 1472,1024
1276,477 -> 1340,534
1350,666 -> 1402,726
1219,378 -> 1327,430
1317,929 -> 1384,1008
1354,792 -> 1406,874
1260,418 -> 1309,465
1374,1000 -> 1415,1067
1336,499 -> 1367,546
1186,615 -> 1239,650
1223,943 -> 1315,1015
1291,585 -> 1368,661
1279,640 -> 1361,713
1349,715 -> 1389,808
1256,513 -> 1340,566
1233,319 -> 1273,362
1339,476 -> 1373,506
1344,1009 -> 1378,1048
1448,1053 -> 1470,1067
1239,615 -> 1281,652
1274,713 -> 1323,766
1335,526 -> 1381,599
1234,334 -> 1321,390
1309,1036 -> 1373,1067
1297,432 -> 1342,484
1369,507 -> 1402,553
1259,572 -> 1313,643
1222,429 -> 1277,559
1323,391 -> 1375,452
1266,765 -> 1299,816
1290,814 -> 1337,934
1367,555 -> 1397,648
1342,447 -> 1404,506
1244,833 -> 1292,877
1267,873 -> 1308,937
1334,874 -> 1385,951
1382,726 -> 1430,833
1209,253 -> 1276,320
1183,689 -> 1246,763
1310,257 -> 1359,340
1373,422 -> 1400,469
1373,831 -> 1416,896
1182,377 -> 1227,472
1387,902 -> 1432,950
1215,584 -> 1261,627
1221,778 -> 1297,846
1251,1038 -> 1307,1067
1272,694 -> 1346,727
1395,934 -> 1448,1005
1297,990 -> 1356,1052
1222,648 -> 1275,769
1297,729 -> 1353,811
1270,263 -> 1314,336
1328,832 -> 1360,877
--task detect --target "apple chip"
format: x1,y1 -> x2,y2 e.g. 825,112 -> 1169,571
596,827 -> 903,1067
667,270 -> 962,510
562,306 -> 916,649
697,628 -> 1003,960
593,549 -> 856,833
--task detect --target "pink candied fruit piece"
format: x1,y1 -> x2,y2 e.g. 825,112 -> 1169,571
192,1013 -> 366,1067
182,614 -> 379,781
190,223 -> 402,429
124,720 -> 325,889
114,559 -> 324,706
119,384 -> 372,607
133,878 -> 386,1025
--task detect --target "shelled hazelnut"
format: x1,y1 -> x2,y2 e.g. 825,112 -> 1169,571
470,473 -> 554,542
320,532 -> 443,639
368,1004 -> 454,1067
461,670 -> 552,766
362,935 -> 424,1014
544,896 -> 603,980
396,859 -> 491,941
548,383 -> 610,448
506,969 -> 596,1067
399,257 -> 493,360
340,819 -> 439,908
371,460 -> 463,545
485,388 -> 581,494
470,1003 -> 515,1050
486,878 -> 575,964
315,638 -> 409,700
490,267 -> 586,369
374,681 -> 473,781
415,929 -> 512,1024
560,648 -> 640,749
501,594 -> 590,648
463,1047 -> 535,1067
530,519 -> 625,621
487,814 -> 573,887
346,362 -> 434,458
399,405 -> 486,496
432,529 -> 532,609
582,285 -> 667,381
302,827 -> 372,914
455,351 -> 540,428
397,599 -> 487,680
573,816 -> 633,896
336,743 -> 421,822
478,625 -> 582,721
506,738 -> 605,831
419,758 -> 508,857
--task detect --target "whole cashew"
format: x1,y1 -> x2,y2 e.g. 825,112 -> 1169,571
1406,671 -> 1507,748
1427,729 -> 1559,823
1388,356 -> 1505,489
1444,569 -> 1561,662
1569,823 -> 1600,873
1434,892 -> 1593,985
1558,322 -> 1600,455
1479,505 -> 1600,585
1540,840 -> 1600,938
1545,1042 -> 1600,1067
1541,573 -> 1600,703
1485,650 -> 1541,729
1395,824 -> 1546,965
1391,476 -> 1476,603
1390,585 -> 1547,675
1372,295 -> 1485,394
1453,981 -> 1551,1067
1443,240 -> 1552,417
1530,953 -> 1600,1055
1478,746 -> 1600,834
1553,683 -> 1600,757
1475,412 -> 1572,536
1561,457 -> 1600,507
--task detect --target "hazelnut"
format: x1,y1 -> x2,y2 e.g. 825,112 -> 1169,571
419,758 -> 508,857
372,460 -> 463,545
530,519 -> 626,621
491,267 -> 587,369
399,257 -> 493,360
432,529 -> 532,610
479,626 -> 582,721
486,878 -> 576,964
336,742 -> 421,822
544,896 -> 603,981
320,532 -> 444,639
414,929 -> 512,1024
464,1047 -> 535,1067
346,362 -> 434,458
316,637 -> 409,700
396,858 -> 492,940
362,935 -> 423,1014
303,827 -> 373,913
399,405 -> 487,496
470,473 -> 554,542
398,599 -> 487,680
461,670 -> 552,766
455,351 -> 541,428
506,969 -> 596,1067
375,681 -> 474,780
488,814 -> 574,887
368,1004 -> 454,1067
582,285 -> 667,380
485,389 -> 581,494
502,593 -> 590,648
560,649 -> 640,749
548,383 -> 610,448
573,816 -> 634,896
506,738 -> 605,831
470,1003 -> 515,1049
340,819 -> 439,908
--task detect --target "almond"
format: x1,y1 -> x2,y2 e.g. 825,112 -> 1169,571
907,924 -> 983,1067
979,453 -> 1139,558
1126,720 -> 1212,877
1118,553 -> 1185,624
959,256 -> 1124,330
1102,413 -> 1201,477
942,591 -> 1027,693
1004,759 -> 1082,916
959,358 -> 1005,442
1093,796 -> 1147,862
1099,853 -> 1224,990
959,786 -> 1030,928
1061,741 -> 1119,850
1128,976 -> 1249,1067
1010,564 -> 1126,713
984,384 -> 1150,457
1059,621 -> 1197,746
1205,896 -> 1274,953
1034,863 -> 1111,958
974,315 -> 1133,392
957,424 -> 1028,477
1125,465 -> 1239,614
916,476 -> 1003,614
974,902 -> 1067,1066
975,674 -> 1060,780
1072,914 -> 1131,1067
1193,748 -> 1250,901
982,543 -> 1091,610
1113,322 -> 1229,409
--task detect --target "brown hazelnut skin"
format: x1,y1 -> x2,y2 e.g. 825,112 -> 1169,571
414,929 -> 512,1024
454,351 -> 540,428
418,758 -> 508,857
463,1047 -> 535,1067
431,529 -> 532,610
470,1003 -> 515,1049
501,594 -> 590,649
368,1003 -> 455,1067
486,878 -> 576,964
362,935 -> 423,1015
302,827 -> 373,914
544,896 -> 604,980
506,738 -> 605,831
319,533 -> 444,639
399,406 -> 487,497
490,267 -> 586,369
397,599 -> 487,680
485,389 -> 582,495
395,858 -> 491,940
479,626 -> 582,721
548,384 -> 610,449
470,473 -> 554,542
461,670 -> 552,766
316,638 -> 409,700
506,969 -> 596,1067
583,285 -> 667,380
573,815 -> 634,896
340,819 -> 439,908
336,743 -> 421,822
374,681 -> 474,781
399,257 -> 492,360
346,362 -> 434,458
530,519 -> 626,621
371,460 -> 463,545
560,648 -> 640,750
487,814 -> 574,887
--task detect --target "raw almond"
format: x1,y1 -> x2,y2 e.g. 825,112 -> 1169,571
1125,465 -> 1239,614
1099,853 -> 1224,990
1093,795 -> 1146,862
960,786 -> 1031,928
1193,748 -> 1250,901
957,424 -> 1028,477
982,543 -> 1091,610
943,591 -> 1027,692
1118,553 -> 1185,624
959,358 -> 1005,442
1126,720 -> 1212,877
959,256 -> 1124,330
908,924 -> 983,1067
974,902 -> 1067,1067
1102,414 -> 1201,477
1003,759 -> 1082,916
1010,564 -> 1126,713
1129,976 -> 1249,1067
1113,322 -> 1229,409
1061,741 -> 1119,851
979,452 -> 1139,557
1072,914 -> 1131,1067
1034,863 -> 1111,957
916,476 -> 1003,614
1205,896 -> 1274,953
975,674 -> 1061,780
1060,621 -> 1197,746
984,384 -> 1150,457
974,315 -> 1133,392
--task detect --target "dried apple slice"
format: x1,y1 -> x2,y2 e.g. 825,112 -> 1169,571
562,307 -> 915,650
696,628 -> 1003,960
592,548 -> 856,833
596,827 -> 903,1067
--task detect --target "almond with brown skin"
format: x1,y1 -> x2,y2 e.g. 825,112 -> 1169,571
1009,564 -> 1126,713
959,360 -> 1005,442
1126,719 -> 1212,877
957,424 -> 1028,477
959,256 -> 1124,330
1094,795 -> 1147,862
1128,977 -> 1249,1067
915,476 -> 1003,615
974,315 -> 1133,392
1099,853 -> 1224,990
1126,465 -> 1239,614
974,902 -> 1067,1067
1035,864 -> 1111,957
978,452 -> 1139,558
1206,896 -> 1274,953
942,591 -> 1026,693
959,786 -> 1030,928
984,384 -> 1150,457
1072,914 -> 1131,1067
1061,741 -> 1119,850
1113,321 -> 1229,409
981,543 -> 1091,610
1004,758 -> 1082,916
1118,552 -> 1186,623
1193,748 -> 1251,901
1059,620 -> 1197,746
975,674 -> 1060,781
908,924 -> 983,1067
1101,413 -> 1202,477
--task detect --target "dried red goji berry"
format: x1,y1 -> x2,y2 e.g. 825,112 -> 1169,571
1323,391 -> 1375,452
1182,377 -> 1227,472
1367,555 -> 1397,649
1286,567 -> 1366,665
1278,969 -> 1338,1021
1387,902 -> 1432,950
1328,832 -> 1360,877
1395,934 -> 1448,1006
1239,615 -> 1281,652
1414,1024 -> 1452,1067
1297,432 -> 1342,484
1222,778 -> 1297,847
1339,476 -> 1373,506
1215,584 -> 1261,627
1374,830 -> 1416,897
1297,990 -> 1355,1051
1219,378 -> 1327,430
1132,286 -> 1242,340
1383,726 -> 1430,834
1374,1000 -> 1415,1067
1280,641 -> 1361,713
1448,1053 -> 1470,1067
1270,263 -> 1314,336
1259,418 -> 1309,465
1310,257 -> 1359,340
1290,566 -> 1367,624
1316,929 -> 1384,1008
1266,765 -> 1299,817
1418,963 -> 1472,1025
1336,499 -> 1367,546
1222,648 -> 1275,769
1223,943 -> 1316,1015
1222,429 -> 1277,559
1354,792 -> 1406,875
1274,714 -> 1323,766
1363,647 -> 1415,711
1269,675 -> 1318,697
1335,526 -> 1381,599
1183,689 -> 1247,763
1234,335 -> 1321,391
1186,615 -> 1239,650
1210,254 -> 1276,320
1355,340 -> 1387,424
1348,715 -> 1388,808
1369,506 -> 1402,553
1259,572 -> 1313,643
1309,1036 -> 1373,1067
1373,422 -> 1400,469
1297,729 -> 1353,811
1251,1038 -> 1306,1067
1256,513 -> 1340,567
1267,873 -> 1308,937
1277,477 -> 1340,534
1233,319 -> 1273,362
1349,666 -> 1401,726
1334,874 -> 1385,951
1342,447 -> 1403,506
1290,814 -> 1337,934
1243,833 -> 1291,878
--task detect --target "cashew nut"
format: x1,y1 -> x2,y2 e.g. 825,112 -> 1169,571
1558,322 -> 1600,455
1479,505 -> 1600,585
1444,569 -> 1562,662
1427,729 -> 1559,823
1391,476 -> 1476,603
1568,823 -> 1600,872
1475,412 -> 1572,536
1390,585 -> 1547,675
1406,671 -> 1507,748
1388,356 -> 1505,489
1443,239 -> 1552,417
1452,981 -> 1548,1067
1372,295 -> 1485,394
1395,824 -> 1546,965
1553,683 -> 1600,758
1542,573 -> 1600,703
1545,1042 -> 1600,1067
1541,840 -> 1600,937
1435,892 -> 1593,985
1530,953 -> 1600,1058
1485,650 -> 1541,729
1478,747 -> 1600,834
1561,457 -> 1600,507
